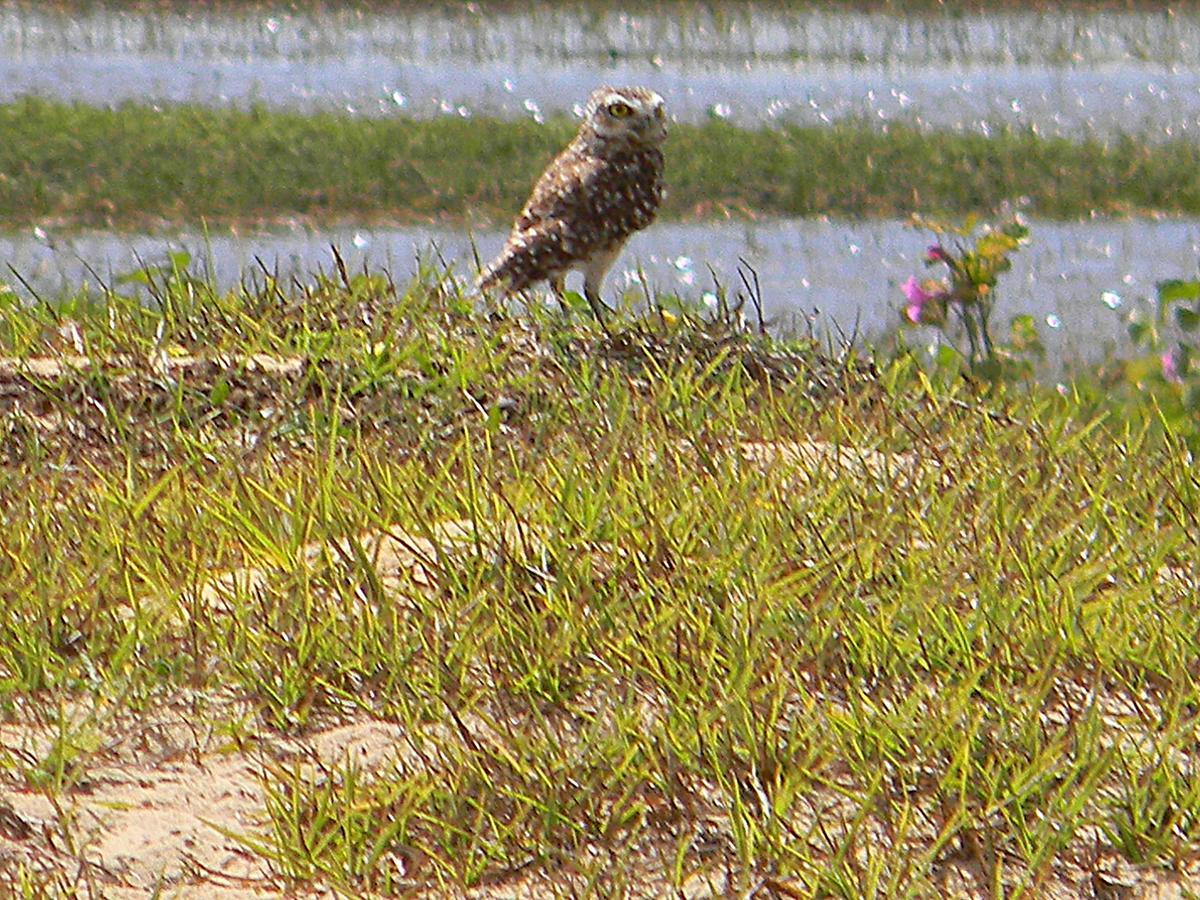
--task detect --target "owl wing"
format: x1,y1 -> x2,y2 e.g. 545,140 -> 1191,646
514,152 -> 615,248
478,154 -> 616,293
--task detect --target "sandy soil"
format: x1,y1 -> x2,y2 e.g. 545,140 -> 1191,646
0,705 -> 411,897
4,705 -> 1196,898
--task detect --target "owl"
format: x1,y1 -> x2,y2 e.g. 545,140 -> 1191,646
478,86 -> 667,319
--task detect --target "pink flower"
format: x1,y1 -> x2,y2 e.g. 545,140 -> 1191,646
926,244 -> 950,264
902,276 -> 930,304
1162,348 -> 1186,384
901,276 -> 946,325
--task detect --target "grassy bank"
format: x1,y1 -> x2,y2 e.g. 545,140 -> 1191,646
1,266 -> 1199,895
3,98 -> 1200,230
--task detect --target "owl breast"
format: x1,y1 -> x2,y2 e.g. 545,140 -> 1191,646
583,146 -> 665,241
512,143 -> 665,253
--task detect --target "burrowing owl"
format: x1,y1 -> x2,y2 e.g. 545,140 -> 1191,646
478,86 -> 667,318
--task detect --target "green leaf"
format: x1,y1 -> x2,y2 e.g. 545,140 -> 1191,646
484,403 -> 504,434
1001,221 -> 1030,241
115,266 -> 154,286
1008,313 -> 1043,353
1127,315 -> 1154,348
560,290 -> 590,313
1158,279 -> 1200,306
1176,307 -> 1200,332
934,344 -> 961,372
975,232 -> 1018,260
130,467 -> 180,521
168,250 -> 192,271
209,378 -> 231,406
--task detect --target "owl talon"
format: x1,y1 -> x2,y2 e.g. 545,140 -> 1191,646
584,288 -> 613,322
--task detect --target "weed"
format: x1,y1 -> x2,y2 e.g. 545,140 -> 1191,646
898,212 -> 1042,381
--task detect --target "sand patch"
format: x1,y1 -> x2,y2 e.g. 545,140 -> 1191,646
739,438 -> 927,483
0,711 -> 410,898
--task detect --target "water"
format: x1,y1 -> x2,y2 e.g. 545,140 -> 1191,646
4,4 -> 1200,138
6,5 -> 1197,68
6,218 -> 1198,368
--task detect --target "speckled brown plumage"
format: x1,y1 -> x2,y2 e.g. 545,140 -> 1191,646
478,86 -> 667,315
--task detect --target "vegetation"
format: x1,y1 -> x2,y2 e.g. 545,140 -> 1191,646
4,98 -> 1200,230
894,212 -> 1200,448
1,256 -> 1198,895
899,213 -> 1038,380
4,2 -> 1200,884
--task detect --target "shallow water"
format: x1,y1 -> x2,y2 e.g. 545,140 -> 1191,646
7,5 -> 1198,67
6,218 -> 1198,368
4,4 -> 1200,138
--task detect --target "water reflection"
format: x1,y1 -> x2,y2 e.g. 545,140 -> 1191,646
5,218 -> 1199,367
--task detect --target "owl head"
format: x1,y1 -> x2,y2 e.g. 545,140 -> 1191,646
579,86 -> 667,151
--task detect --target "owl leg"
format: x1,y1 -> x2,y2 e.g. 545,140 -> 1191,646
582,244 -> 624,320
549,273 -> 567,311
583,283 -> 610,322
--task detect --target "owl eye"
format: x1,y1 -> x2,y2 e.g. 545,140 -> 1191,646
606,101 -> 635,118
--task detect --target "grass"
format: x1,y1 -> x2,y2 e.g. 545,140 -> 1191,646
1,257 -> 1199,895
5,98 -> 1200,231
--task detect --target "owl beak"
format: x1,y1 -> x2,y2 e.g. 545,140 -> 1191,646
642,108 -> 668,143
